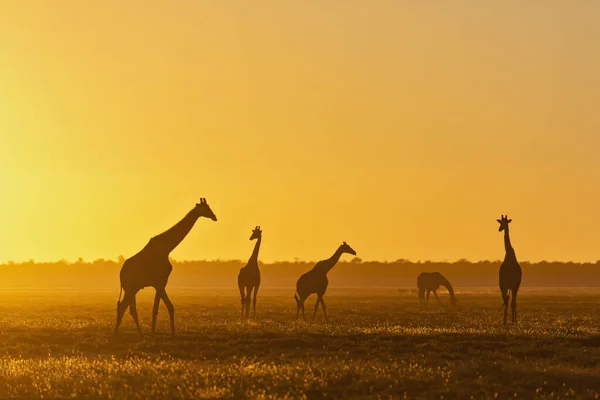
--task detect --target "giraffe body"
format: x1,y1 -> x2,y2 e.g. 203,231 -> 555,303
296,269 -> 329,301
294,242 -> 356,321
114,198 -> 217,338
238,226 -> 262,318
497,215 -> 522,325
417,272 -> 457,307
120,246 -> 172,291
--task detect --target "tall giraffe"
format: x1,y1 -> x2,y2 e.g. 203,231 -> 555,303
417,272 -> 457,307
114,198 -> 217,337
237,226 -> 262,318
294,242 -> 356,321
498,214 -> 522,325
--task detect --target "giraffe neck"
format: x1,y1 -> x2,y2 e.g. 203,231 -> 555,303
149,209 -> 200,255
248,237 -> 262,265
321,247 -> 344,275
440,276 -> 455,299
504,227 -> 515,259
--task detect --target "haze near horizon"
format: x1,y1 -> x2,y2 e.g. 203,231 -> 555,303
1,1 -> 599,263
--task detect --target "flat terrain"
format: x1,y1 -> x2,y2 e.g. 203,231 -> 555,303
0,288 -> 599,399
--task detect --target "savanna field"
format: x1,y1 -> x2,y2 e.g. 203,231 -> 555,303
1,288 -> 599,399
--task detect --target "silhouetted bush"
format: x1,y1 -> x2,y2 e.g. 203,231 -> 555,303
0,259 -> 597,290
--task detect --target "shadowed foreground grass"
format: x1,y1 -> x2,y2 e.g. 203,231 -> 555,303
0,288 -> 599,398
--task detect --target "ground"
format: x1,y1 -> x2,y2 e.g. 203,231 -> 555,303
0,288 -> 599,399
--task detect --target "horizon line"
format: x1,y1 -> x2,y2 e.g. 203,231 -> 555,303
2,257 -> 600,265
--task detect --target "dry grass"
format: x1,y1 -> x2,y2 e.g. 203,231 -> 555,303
0,288 -> 599,399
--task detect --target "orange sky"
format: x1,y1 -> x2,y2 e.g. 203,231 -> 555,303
1,1 -> 600,263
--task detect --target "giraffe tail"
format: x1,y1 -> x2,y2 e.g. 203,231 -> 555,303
117,284 -> 123,306
501,289 -> 511,308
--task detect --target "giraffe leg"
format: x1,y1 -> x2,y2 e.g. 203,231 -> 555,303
300,298 -> 306,321
244,286 -> 252,318
511,289 -> 518,324
319,297 -> 328,321
295,295 -> 304,320
418,288 -> 425,307
158,289 -> 175,337
501,289 -> 510,325
129,295 -> 144,338
114,292 -> 133,336
239,284 -> 246,318
151,291 -> 161,336
312,297 -> 320,321
426,290 -> 431,306
433,290 -> 442,306
252,285 -> 259,317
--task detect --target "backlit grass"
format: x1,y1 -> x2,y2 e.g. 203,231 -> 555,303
0,289 -> 599,398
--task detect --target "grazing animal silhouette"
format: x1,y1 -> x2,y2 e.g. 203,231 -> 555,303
114,198 -> 217,337
498,214 -> 522,325
237,226 -> 262,318
294,242 -> 356,321
417,272 -> 457,307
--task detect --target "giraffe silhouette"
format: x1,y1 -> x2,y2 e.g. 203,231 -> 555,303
417,272 -> 457,307
498,214 -> 522,325
114,198 -> 217,337
294,242 -> 356,321
237,226 -> 262,318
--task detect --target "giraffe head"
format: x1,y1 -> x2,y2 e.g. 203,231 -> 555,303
195,198 -> 217,221
250,226 -> 262,241
340,241 -> 357,256
497,215 -> 512,232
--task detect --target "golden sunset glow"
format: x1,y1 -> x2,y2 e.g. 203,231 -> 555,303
1,1 -> 600,263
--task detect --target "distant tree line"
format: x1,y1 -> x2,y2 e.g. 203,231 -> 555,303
0,258 -> 598,290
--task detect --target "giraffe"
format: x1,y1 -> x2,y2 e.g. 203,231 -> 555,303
417,272 -> 457,307
114,198 -> 217,338
294,242 -> 356,321
237,226 -> 262,318
498,214 -> 522,325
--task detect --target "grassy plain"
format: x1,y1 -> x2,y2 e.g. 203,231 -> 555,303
0,288 -> 599,399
